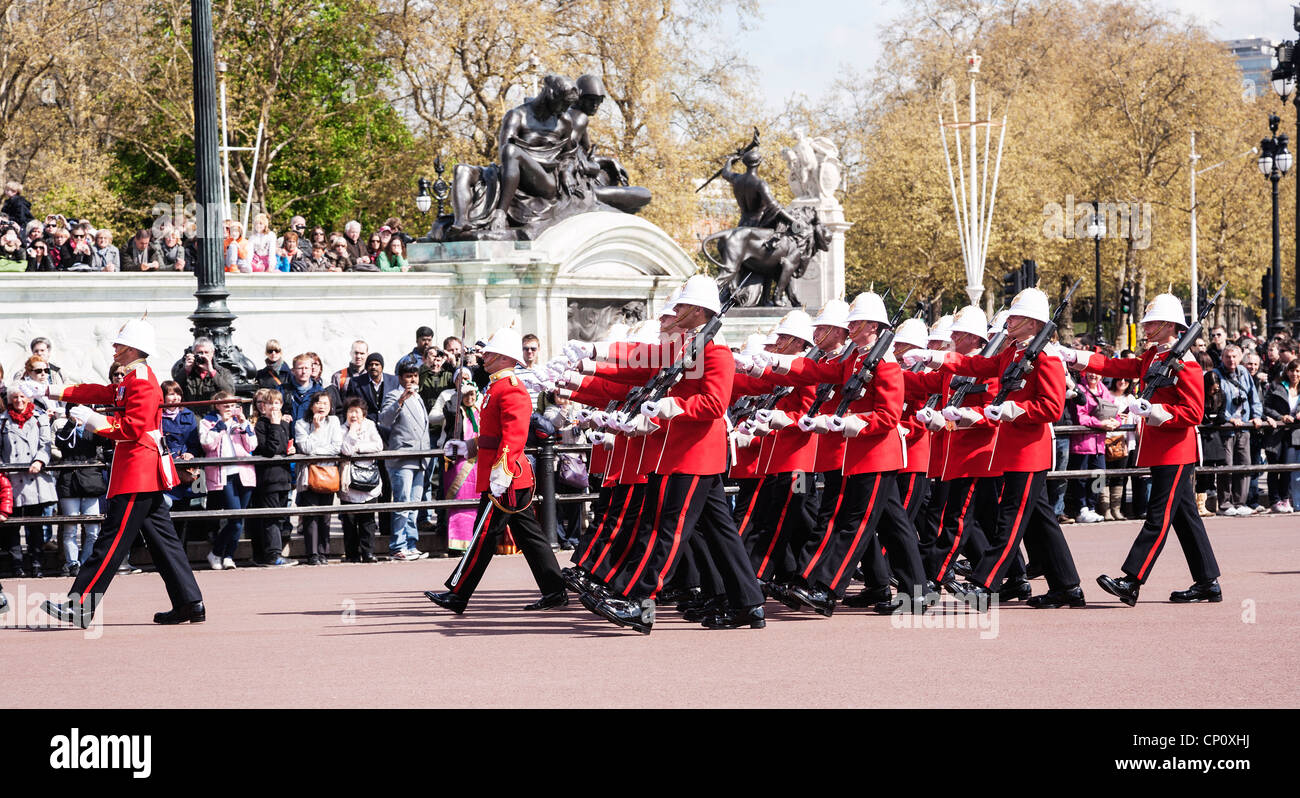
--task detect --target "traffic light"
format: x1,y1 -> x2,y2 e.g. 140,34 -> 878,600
1020,259 -> 1038,288
1262,270 -> 1273,323
1002,268 -> 1023,307
1119,284 -> 1132,316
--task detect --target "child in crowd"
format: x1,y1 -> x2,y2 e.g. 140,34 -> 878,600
200,391 -> 257,569
250,388 -> 296,567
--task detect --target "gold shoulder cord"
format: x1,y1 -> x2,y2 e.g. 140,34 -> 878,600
489,444 -> 534,514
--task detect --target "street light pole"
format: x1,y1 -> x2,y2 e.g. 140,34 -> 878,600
1260,114 -> 1292,337
189,0 -> 254,385
1087,201 -> 1106,346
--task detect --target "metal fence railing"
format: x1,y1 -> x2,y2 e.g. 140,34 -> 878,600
2,426 -> 1298,527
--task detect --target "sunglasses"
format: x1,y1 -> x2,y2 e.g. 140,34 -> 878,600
30,368 -> 49,374
522,346 -> 538,351
266,350 -> 280,355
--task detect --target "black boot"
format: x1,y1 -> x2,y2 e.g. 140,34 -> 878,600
1169,580 -> 1222,603
1096,574 -> 1140,607
701,605 -> 766,629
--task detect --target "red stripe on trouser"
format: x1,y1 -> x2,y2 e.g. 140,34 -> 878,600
80,494 -> 137,605
902,475 -> 916,512
802,481 -> 848,580
577,489 -> 616,567
650,476 -> 701,598
936,482 -> 977,580
829,476 -> 882,590
591,492 -> 633,574
602,487 -> 650,582
620,477 -> 671,596
983,477 -> 1032,588
737,484 -> 763,538
1136,464 -> 1185,581
452,504 -> 494,595
756,486 -> 796,578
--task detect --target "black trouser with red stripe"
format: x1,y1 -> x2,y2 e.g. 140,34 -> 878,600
915,476 -> 947,570
618,473 -> 763,608
731,477 -> 763,538
858,471 -> 931,587
798,471 -> 897,599
971,470 -> 1080,592
970,477 -> 1003,560
590,482 -> 650,588
571,482 -> 614,569
69,491 -> 201,613
444,490 -> 565,601
1122,463 -> 1220,584
746,472 -> 815,582
927,477 -> 986,581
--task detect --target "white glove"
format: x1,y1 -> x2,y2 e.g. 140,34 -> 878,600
840,414 -> 868,438
69,404 -> 108,431
952,407 -> 983,428
624,414 -> 657,437
1057,347 -> 1094,368
984,401 -> 1024,422
15,379 -> 46,400
731,430 -> 756,449
489,462 -> 513,497
916,407 -> 945,432
902,349 -> 945,369
732,352 -> 755,372
563,340 -> 596,364
600,432 -> 616,449
588,431 -> 605,446
767,409 -> 795,430
643,397 -> 684,420
1133,400 -> 1173,426
807,414 -> 833,434
443,439 -> 468,458
941,405 -> 964,423
765,353 -> 797,374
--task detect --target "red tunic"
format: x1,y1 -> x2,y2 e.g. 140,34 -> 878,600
731,373 -> 817,475
729,435 -> 763,479
900,370 -> 931,475
940,345 -> 1065,473
475,370 -> 535,493
61,363 -> 180,498
911,368 -> 1000,480
1083,347 -> 1203,467
766,352 -> 905,476
569,375 -> 650,486
594,340 -> 733,475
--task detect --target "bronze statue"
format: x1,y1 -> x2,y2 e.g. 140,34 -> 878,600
704,142 -> 826,307
441,73 -> 652,242
704,205 -> 829,307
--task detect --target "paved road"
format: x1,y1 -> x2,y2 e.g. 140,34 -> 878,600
2,516 -> 1296,708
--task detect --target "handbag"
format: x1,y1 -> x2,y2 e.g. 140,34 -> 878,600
1105,433 -> 1128,461
347,459 -> 382,491
307,462 -> 341,493
557,452 -> 589,489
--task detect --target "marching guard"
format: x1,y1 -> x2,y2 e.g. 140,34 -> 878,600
425,324 -> 568,614
1059,292 -> 1222,605
32,318 -> 205,628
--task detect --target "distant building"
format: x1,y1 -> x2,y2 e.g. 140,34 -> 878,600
1224,37 -> 1274,98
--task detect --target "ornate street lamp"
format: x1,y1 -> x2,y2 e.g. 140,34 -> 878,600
1086,202 -> 1106,346
1260,114 -> 1292,336
1272,9 -> 1300,336
415,155 -> 451,241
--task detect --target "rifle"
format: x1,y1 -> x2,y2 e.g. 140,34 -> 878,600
984,278 -> 1082,421
913,303 -> 1009,420
734,344 -> 827,434
1135,282 -> 1227,411
824,287 -> 915,431
609,274 -> 754,429
696,127 -> 760,193
795,342 -> 859,431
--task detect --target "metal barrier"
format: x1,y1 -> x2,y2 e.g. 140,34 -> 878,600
2,433 -> 1298,526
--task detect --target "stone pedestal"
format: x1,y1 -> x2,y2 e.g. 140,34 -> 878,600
790,196 -> 850,311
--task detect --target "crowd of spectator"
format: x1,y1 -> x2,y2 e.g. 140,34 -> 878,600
0,324 -> 590,579
0,181 -> 418,274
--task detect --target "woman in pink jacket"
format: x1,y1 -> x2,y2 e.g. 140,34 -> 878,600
1069,370 -> 1120,523
199,391 -> 257,569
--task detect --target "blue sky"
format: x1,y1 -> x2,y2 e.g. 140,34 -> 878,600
743,0 -> 1286,112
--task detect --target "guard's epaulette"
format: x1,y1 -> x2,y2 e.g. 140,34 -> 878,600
509,376 -> 519,386
132,365 -> 148,379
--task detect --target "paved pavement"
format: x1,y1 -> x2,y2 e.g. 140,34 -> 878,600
2,515 -> 1296,708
